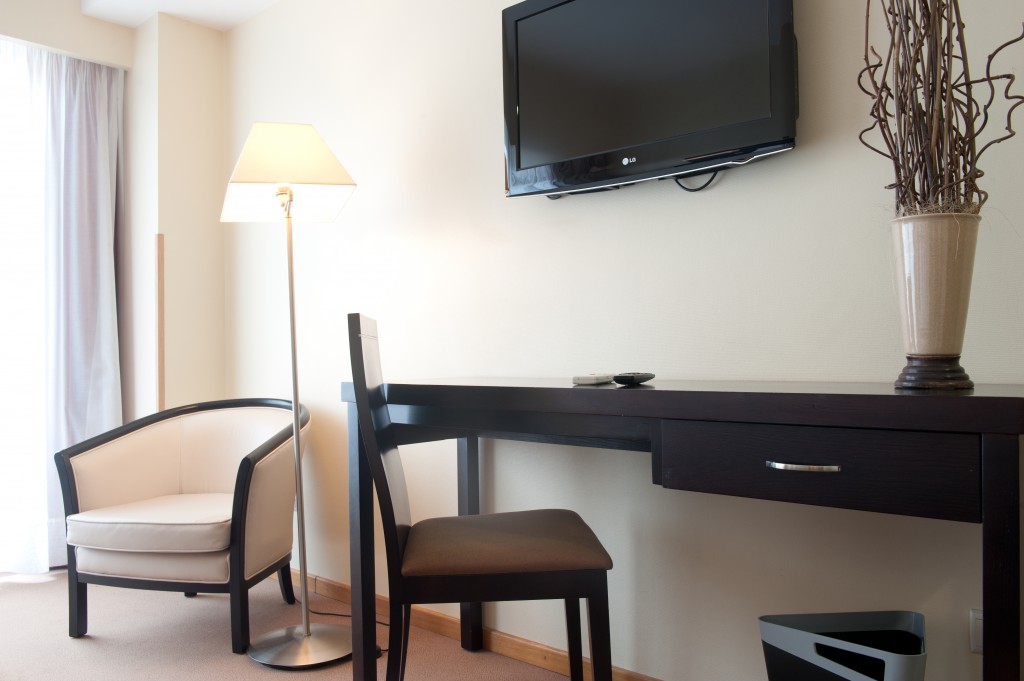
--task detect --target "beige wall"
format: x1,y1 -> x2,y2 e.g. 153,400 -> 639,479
154,15 -> 228,410
0,0 -> 133,67
122,14 -> 229,418
224,1 -> 1022,680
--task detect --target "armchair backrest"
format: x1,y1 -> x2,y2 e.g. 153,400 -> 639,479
60,400 -> 297,514
179,407 -> 294,493
70,418 -> 183,511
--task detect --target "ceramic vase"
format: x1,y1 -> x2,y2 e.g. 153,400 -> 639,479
891,213 -> 980,390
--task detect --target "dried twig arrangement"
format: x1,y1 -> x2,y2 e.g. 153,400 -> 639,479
858,0 -> 1024,216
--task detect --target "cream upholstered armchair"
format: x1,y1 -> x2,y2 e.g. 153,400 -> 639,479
53,398 -> 309,654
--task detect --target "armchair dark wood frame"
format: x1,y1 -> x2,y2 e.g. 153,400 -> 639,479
348,314 -> 613,681
54,398 -> 309,654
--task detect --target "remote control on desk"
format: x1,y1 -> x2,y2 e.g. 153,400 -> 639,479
572,374 -> 615,385
613,372 -> 655,386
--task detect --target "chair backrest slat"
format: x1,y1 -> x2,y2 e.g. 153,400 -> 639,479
348,314 -> 413,573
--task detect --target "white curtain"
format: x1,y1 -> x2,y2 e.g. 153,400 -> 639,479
0,38 -> 124,574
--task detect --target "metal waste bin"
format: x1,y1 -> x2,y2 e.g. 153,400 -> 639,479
759,611 -> 925,681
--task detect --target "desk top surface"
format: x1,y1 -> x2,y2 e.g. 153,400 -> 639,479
342,378 -> 1024,435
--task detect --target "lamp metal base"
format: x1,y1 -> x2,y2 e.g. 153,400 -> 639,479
247,622 -> 353,669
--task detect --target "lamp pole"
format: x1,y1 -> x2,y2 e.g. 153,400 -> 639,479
282,187 -> 311,638
246,187 -> 352,668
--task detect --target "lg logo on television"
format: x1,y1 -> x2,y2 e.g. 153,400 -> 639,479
622,157 -> 637,166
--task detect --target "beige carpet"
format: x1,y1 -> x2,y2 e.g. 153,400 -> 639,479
0,570 -> 568,681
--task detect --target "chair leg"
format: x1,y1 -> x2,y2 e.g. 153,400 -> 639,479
399,604 -> 412,681
385,600 -> 406,681
67,561 -> 87,638
459,601 -> 483,650
586,583 -> 613,681
184,592 -> 198,598
277,564 -> 296,604
565,598 -> 584,681
229,581 -> 250,654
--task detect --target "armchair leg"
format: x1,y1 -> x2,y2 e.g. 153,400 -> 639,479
184,592 -> 198,598
277,564 -> 296,604
565,598 -> 584,681
67,565 -> 88,638
229,581 -> 250,654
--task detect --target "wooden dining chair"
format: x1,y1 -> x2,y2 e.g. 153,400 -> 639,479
347,313 -> 614,681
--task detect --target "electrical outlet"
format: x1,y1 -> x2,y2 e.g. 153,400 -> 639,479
969,608 -> 983,654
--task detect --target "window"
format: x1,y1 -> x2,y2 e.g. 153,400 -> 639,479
0,36 -> 124,573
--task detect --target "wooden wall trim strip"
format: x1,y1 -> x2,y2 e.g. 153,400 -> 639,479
155,232 -> 165,411
288,570 -> 661,681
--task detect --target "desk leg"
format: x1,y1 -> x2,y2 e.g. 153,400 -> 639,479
981,434 -> 1020,681
458,436 -> 484,650
349,404 -> 376,681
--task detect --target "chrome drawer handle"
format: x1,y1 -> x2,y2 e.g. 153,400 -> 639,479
766,461 -> 842,473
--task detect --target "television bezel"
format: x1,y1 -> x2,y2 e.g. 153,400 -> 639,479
501,0 -> 798,197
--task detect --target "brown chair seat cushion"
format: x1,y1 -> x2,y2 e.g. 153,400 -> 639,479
401,509 -> 612,577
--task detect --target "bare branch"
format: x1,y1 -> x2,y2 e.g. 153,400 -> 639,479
859,1 -> 1023,214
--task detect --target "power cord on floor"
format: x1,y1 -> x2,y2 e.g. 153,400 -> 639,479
296,597 -> 392,629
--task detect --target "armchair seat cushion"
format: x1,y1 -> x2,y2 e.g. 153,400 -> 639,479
76,547 -> 231,584
66,493 -> 234,553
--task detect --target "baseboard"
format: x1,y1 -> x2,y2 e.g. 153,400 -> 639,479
286,569 -> 660,681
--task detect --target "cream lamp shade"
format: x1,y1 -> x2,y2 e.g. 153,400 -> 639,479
220,122 -> 356,223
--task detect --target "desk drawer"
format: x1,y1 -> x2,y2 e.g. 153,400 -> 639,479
659,420 -> 981,522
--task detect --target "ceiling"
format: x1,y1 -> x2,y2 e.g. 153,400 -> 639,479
80,0 -> 279,31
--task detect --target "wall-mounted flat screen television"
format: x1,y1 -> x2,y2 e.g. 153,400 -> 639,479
502,0 -> 798,197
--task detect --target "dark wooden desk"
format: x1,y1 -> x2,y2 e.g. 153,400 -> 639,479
343,379 -> 1023,681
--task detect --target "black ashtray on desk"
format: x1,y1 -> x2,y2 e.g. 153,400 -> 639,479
759,611 -> 925,681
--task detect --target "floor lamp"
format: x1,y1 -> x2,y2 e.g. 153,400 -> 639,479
221,122 -> 356,668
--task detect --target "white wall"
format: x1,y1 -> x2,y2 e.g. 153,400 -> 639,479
239,0 -> 1018,679
0,0 -> 133,68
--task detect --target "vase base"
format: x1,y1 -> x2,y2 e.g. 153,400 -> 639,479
895,356 -> 974,390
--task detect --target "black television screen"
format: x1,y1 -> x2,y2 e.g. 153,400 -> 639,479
502,0 -> 798,197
